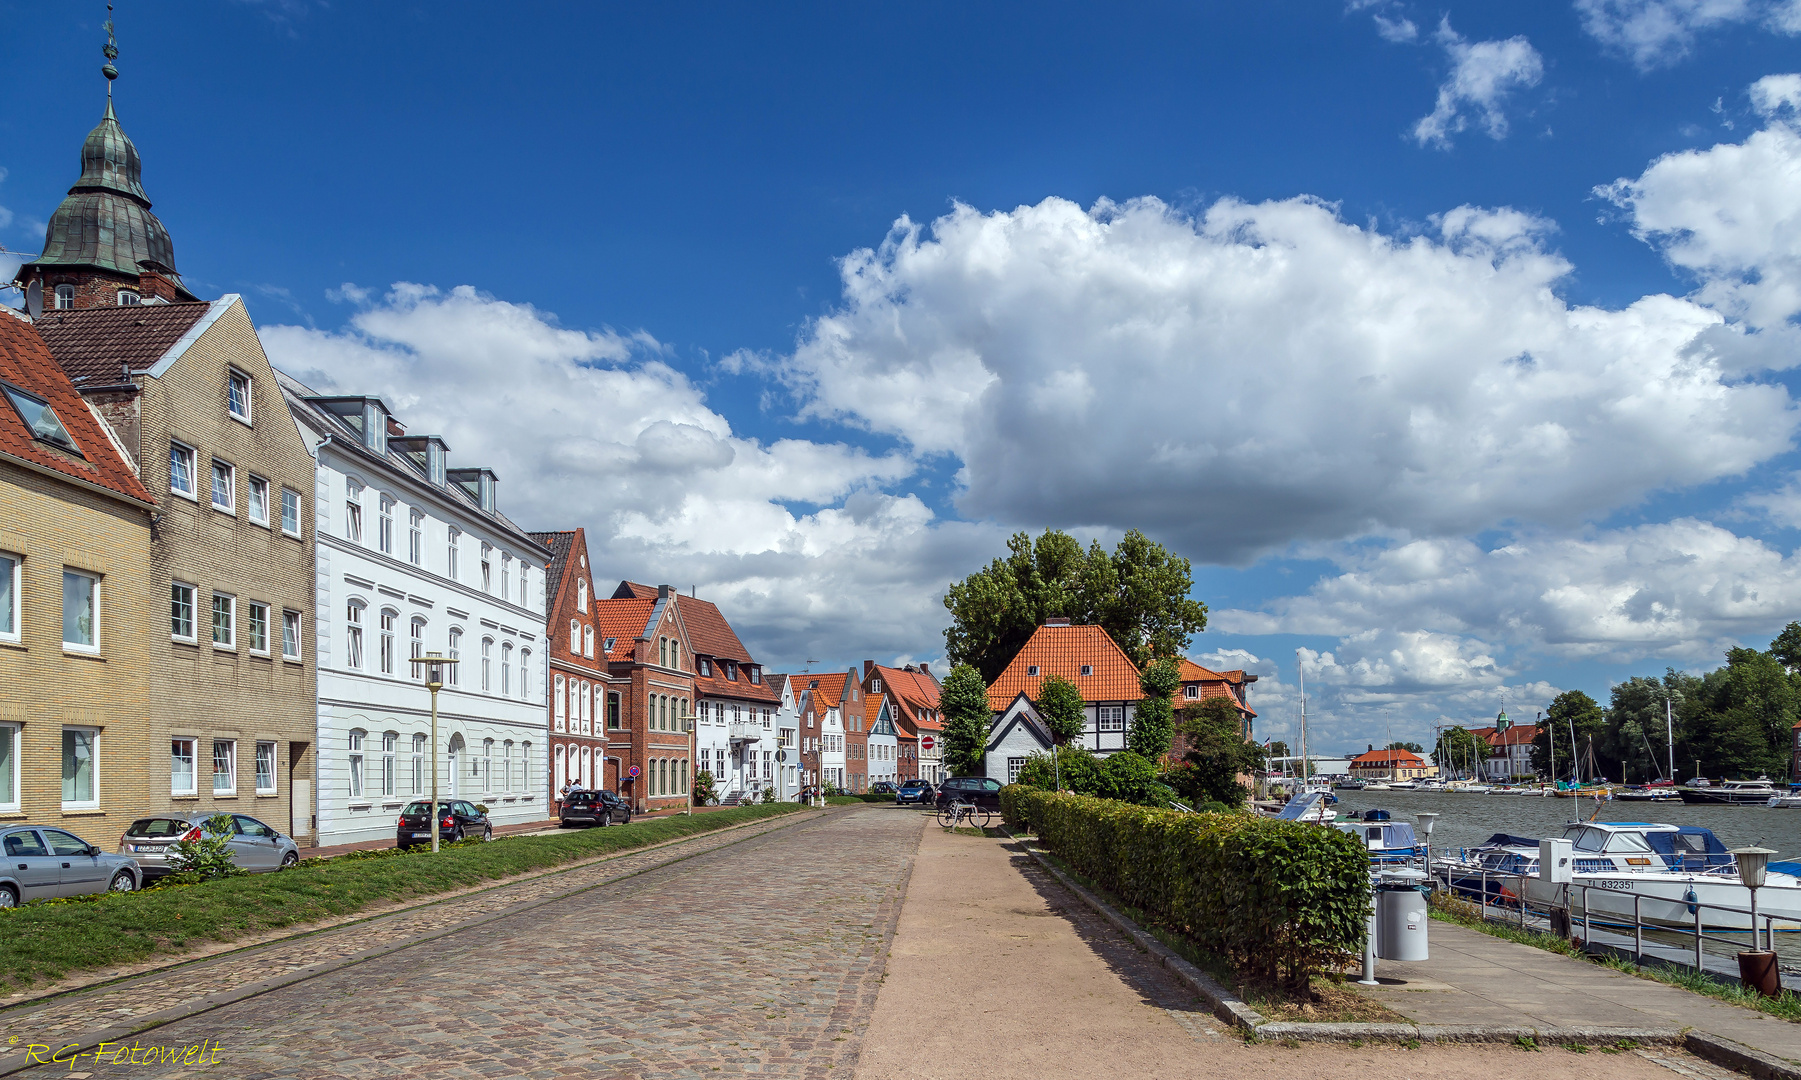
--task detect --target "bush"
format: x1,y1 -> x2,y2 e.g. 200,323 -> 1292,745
1013,747 -> 1172,807
1000,786 -> 1369,991
166,813 -> 246,880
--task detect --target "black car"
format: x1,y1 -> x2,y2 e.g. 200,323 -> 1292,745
896,780 -> 935,805
396,800 -> 492,847
870,781 -> 898,795
934,776 -> 1004,812
559,790 -> 631,828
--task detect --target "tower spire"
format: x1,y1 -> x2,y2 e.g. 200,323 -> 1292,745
102,4 -> 119,106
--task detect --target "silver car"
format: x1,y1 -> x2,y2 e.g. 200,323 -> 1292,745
118,813 -> 301,878
0,826 -> 141,908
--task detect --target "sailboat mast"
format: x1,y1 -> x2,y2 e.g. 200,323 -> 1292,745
1666,695 -> 1676,783
1296,649 -> 1307,780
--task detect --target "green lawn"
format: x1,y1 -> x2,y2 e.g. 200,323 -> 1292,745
0,803 -> 806,991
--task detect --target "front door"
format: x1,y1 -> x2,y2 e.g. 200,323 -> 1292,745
2,830 -> 61,901
42,829 -> 107,896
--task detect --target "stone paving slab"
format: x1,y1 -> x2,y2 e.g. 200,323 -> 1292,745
0,811 -> 818,1073
5,807 -> 924,1080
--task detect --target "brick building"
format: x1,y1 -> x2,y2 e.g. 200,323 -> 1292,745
594,582 -> 696,812
861,662 -> 942,785
0,307 -> 158,848
529,529 -> 619,811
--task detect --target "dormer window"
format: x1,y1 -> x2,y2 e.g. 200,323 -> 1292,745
603,636 -> 616,654
53,284 -> 75,309
116,290 -> 140,306
2,381 -> 82,456
1080,665 -> 1093,676
699,657 -> 712,677
1027,665 -> 1040,676
750,667 -> 761,685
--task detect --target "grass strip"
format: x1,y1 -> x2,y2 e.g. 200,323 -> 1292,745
1028,841 -> 1402,1023
0,804 -> 806,991
1429,892 -> 1801,1023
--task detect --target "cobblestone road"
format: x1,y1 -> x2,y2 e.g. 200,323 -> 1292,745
6,807 -> 922,1080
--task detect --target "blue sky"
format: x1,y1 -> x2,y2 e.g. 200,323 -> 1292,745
6,1 -> 1801,754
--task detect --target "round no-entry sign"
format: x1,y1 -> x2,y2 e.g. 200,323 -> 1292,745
920,735 -> 935,751
628,765 -> 641,778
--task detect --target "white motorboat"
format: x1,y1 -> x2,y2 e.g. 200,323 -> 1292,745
1436,821 -> 1801,931
1388,780 -> 1419,790
1769,795 -> 1801,809
1360,781 -> 1392,791
1449,781 -> 1494,793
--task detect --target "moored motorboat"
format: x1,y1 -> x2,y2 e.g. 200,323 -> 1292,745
1678,777 -> 1782,806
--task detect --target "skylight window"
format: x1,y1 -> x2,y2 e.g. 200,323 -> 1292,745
3,382 -> 81,456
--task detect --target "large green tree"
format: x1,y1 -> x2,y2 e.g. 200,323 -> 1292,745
1165,696 -> 1263,808
1035,674 -> 1087,745
939,664 -> 993,777
1605,675 -> 1679,782
1127,657 -> 1180,759
942,528 -> 1209,681
1532,690 -> 1607,780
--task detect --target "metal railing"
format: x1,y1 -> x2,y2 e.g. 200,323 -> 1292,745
1430,863 -> 1792,976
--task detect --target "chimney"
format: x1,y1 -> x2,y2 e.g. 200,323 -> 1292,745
1045,616 -> 1071,626
136,268 -> 179,303
863,660 -> 874,679
919,662 -> 930,675
658,584 -> 674,600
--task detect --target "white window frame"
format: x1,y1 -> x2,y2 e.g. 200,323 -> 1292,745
519,648 -> 531,700
447,628 -> 462,685
281,487 -> 302,537
0,551 -> 17,645
378,495 -> 395,555
53,284 -> 74,309
345,480 -> 364,543
481,544 -> 492,592
212,591 -> 236,650
169,441 -> 197,500
481,637 -> 493,691
382,732 -> 397,797
247,601 -> 270,655
409,616 -> 426,678
346,600 -> 366,669
255,741 -> 277,795
569,619 -> 579,652
347,730 -> 366,800
411,734 -> 425,795
282,609 -> 302,661
62,726 -> 98,809
247,475 -> 270,527
554,675 -> 566,731
167,736 -> 197,796
0,722 -> 20,812
1098,706 -> 1125,732
62,568 -> 99,654
227,368 -> 253,425
577,579 -> 588,612
117,289 -> 140,306
379,609 -> 397,675
583,626 -> 594,659
169,580 -> 196,642
408,508 -> 423,565
501,642 -> 513,696
447,528 -> 461,579
212,738 -> 237,795
211,458 -> 235,513
481,739 -> 494,793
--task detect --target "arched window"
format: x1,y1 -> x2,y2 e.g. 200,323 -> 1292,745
447,734 -> 463,797
570,619 -> 579,651
554,744 -> 566,794
379,609 -> 397,675
577,579 -> 588,612
378,494 -> 395,554
347,730 -> 366,798
501,554 -> 511,599
553,675 -> 567,731
381,732 -> 398,796
481,637 -> 494,692
583,626 -> 594,658
519,563 -> 529,606
680,758 -> 689,795
411,733 -> 425,794
54,284 -> 75,309
409,616 -> 426,678
578,680 -> 590,732
672,641 -> 681,670
481,738 -> 494,793
522,741 -> 533,794
346,600 -> 366,669
519,648 -> 530,699
502,741 -> 514,792
501,642 -> 514,696
659,637 -> 668,667
448,628 -> 462,686
578,744 -> 591,788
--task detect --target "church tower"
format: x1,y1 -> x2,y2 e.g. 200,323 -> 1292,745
13,13 -> 197,310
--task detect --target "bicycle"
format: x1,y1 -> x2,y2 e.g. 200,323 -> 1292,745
937,799 -> 991,831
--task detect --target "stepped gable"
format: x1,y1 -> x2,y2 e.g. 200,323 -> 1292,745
987,620 -> 1142,712
0,308 -> 154,505
32,300 -> 210,384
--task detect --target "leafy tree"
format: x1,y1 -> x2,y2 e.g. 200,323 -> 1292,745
1532,690 -> 1607,779
1431,727 -> 1485,777
1702,647 -> 1795,778
1772,621 -> 1801,675
1095,751 -> 1173,805
1386,741 -> 1424,754
1016,746 -> 1103,794
943,528 -> 1209,681
940,664 -> 994,777
1167,696 -> 1263,808
1605,676 -> 1678,782
1127,657 -> 1180,759
1035,674 -> 1088,745
1267,740 -> 1290,759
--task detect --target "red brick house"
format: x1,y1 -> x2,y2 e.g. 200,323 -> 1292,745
862,662 -> 943,784
593,582 -> 697,812
1172,658 -> 1258,739
528,529 -> 620,813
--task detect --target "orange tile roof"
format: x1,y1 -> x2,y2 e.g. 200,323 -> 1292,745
987,623 -> 1142,712
592,596 -> 654,660
1351,749 -> 1426,767
0,310 -> 154,507
869,664 -> 941,737
800,671 -> 848,712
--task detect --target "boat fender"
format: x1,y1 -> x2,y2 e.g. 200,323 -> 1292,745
1684,887 -> 1698,916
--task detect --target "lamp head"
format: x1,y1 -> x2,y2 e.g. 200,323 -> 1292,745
422,650 -> 458,691
1732,846 -> 1778,889
1416,811 -> 1439,838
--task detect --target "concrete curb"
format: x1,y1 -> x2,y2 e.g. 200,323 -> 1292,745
1685,1032 -> 1801,1080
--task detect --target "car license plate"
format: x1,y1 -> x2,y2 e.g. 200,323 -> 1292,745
413,832 -> 431,838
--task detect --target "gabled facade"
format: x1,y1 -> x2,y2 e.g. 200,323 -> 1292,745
39,296 -> 319,842
987,619 -> 1143,757
529,529 -> 620,809
0,307 -> 158,844
665,585 -> 781,803
595,582 -> 696,812
985,694 -> 1059,785
861,661 -> 943,784
770,674 -> 799,798
795,672 -> 848,791
1173,658 -> 1258,740
840,668 -> 870,792
282,373 -> 550,844
868,695 -> 899,788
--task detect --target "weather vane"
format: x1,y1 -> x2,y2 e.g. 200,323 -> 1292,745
102,3 -> 119,101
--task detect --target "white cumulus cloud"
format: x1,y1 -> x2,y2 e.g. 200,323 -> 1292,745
1575,0 -> 1801,69
1412,20 -> 1544,148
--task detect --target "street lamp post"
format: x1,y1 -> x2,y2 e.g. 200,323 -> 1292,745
421,651 -> 459,853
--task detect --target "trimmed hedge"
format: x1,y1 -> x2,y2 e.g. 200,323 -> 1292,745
1002,785 -> 1369,989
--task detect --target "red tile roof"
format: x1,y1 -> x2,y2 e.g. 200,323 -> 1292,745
593,597 -> 654,661
869,664 -> 942,737
800,671 -> 848,713
0,311 -> 154,506
1173,658 -> 1257,718
681,594 -> 778,703
988,623 -> 1142,712
1351,749 -> 1427,767
32,301 -> 212,385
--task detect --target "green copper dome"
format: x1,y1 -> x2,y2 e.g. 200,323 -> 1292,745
34,102 -> 181,281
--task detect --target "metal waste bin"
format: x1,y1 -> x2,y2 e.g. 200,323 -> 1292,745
1375,867 -> 1429,961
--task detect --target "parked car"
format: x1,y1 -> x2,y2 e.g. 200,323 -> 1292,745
896,780 -> 936,805
870,781 -> 898,795
396,800 -> 492,847
119,813 -> 300,878
934,776 -> 1005,812
559,790 -> 632,828
2,826 -> 140,907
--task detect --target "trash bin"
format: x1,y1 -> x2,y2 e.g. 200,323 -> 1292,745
1375,868 -> 1429,961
